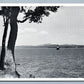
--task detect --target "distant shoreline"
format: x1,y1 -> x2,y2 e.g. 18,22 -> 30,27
14,44 -> 84,48
0,44 -> 84,49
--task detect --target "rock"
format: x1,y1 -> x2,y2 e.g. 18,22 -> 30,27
29,74 -> 35,78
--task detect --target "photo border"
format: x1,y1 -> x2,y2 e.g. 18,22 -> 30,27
0,3 -> 84,81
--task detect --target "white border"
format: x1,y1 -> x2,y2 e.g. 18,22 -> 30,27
1,78 -> 84,81
0,3 -> 84,81
0,3 -> 84,6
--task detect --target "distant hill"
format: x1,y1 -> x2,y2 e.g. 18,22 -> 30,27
15,44 -> 84,48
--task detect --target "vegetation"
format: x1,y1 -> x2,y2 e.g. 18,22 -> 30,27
0,6 -> 59,77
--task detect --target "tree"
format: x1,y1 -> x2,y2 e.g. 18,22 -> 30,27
0,6 -> 59,78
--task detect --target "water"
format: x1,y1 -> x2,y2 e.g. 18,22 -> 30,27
13,47 -> 84,78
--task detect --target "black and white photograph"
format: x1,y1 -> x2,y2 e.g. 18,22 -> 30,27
0,5 -> 84,79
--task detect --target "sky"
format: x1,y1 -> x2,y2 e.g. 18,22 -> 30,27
0,6 -> 84,46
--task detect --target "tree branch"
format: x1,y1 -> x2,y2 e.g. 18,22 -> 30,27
17,18 -> 29,23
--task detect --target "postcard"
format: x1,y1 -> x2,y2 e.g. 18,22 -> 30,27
0,4 -> 84,81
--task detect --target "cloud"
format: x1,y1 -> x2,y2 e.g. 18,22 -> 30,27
19,28 -> 48,35
39,30 -> 48,35
26,28 -> 37,33
19,28 -> 38,34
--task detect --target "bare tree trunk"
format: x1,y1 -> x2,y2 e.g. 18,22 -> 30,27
0,7 -> 20,78
0,18 -> 8,70
5,7 -> 20,77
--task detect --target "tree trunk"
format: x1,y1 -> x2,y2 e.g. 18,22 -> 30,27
5,7 -> 20,77
0,7 -> 20,78
0,18 -> 8,70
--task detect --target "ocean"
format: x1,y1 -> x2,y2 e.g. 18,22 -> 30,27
10,47 -> 84,78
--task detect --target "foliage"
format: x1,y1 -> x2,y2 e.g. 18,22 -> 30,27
24,6 -> 59,23
0,6 -> 59,23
